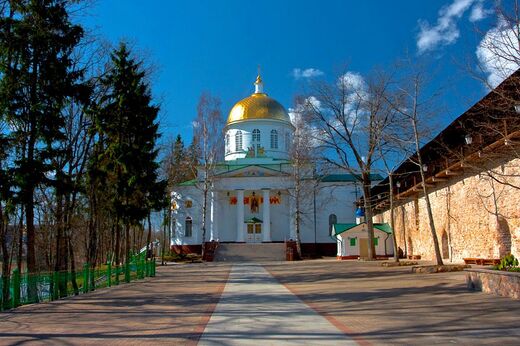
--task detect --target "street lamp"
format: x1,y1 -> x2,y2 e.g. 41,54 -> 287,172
465,134 -> 473,145
422,164 -> 428,172
514,104 -> 520,114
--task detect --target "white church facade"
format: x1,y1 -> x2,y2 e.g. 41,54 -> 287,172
170,74 -> 382,257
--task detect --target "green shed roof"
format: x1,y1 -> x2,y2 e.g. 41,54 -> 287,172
332,222 -> 393,238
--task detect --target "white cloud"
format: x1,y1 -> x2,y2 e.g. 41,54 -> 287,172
292,68 -> 324,79
288,96 -> 323,147
476,19 -> 520,87
338,72 -> 366,91
469,2 -> 492,22
417,0 -> 489,54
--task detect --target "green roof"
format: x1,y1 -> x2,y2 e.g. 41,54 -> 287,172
178,179 -> 197,186
332,222 -> 393,238
320,173 -> 384,183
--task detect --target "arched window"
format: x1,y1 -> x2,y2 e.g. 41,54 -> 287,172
235,130 -> 242,151
270,129 -> 278,149
185,217 -> 193,237
225,133 -> 230,153
252,129 -> 260,142
285,132 -> 290,150
328,214 -> 337,235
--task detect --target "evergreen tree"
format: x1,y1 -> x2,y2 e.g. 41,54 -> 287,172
0,0 -> 84,301
93,42 -> 166,272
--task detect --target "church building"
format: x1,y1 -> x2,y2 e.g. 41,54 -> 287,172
171,74 -> 381,257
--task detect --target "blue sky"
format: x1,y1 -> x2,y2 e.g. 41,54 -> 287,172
81,0 -> 499,144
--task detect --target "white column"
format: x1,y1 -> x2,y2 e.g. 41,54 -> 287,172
210,191 -> 218,241
236,189 -> 245,242
289,191 -> 296,240
262,189 -> 271,242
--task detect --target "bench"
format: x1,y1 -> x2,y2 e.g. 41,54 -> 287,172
463,258 -> 500,265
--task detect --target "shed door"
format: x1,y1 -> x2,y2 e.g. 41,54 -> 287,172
359,238 -> 369,257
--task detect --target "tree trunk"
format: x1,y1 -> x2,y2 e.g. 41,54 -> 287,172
146,213 -> 152,259
0,205 -> 11,308
388,174 -> 399,262
17,206 -> 24,272
54,193 -> 68,297
412,118 -> 443,265
25,193 -> 38,302
67,234 -> 79,295
201,184 -> 208,259
362,172 -> 376,260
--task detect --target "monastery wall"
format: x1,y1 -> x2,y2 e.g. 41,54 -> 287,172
374,158 -> 520,262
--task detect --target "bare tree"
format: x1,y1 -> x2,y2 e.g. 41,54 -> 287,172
286,96 -> 323,258
193,92 -> 224,259
305,69 -> 395,260
386,63 -> 445,266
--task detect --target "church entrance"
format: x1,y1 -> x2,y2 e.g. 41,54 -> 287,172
245,217 -> 262,243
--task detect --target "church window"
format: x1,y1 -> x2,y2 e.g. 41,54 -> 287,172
172,218 -> 176,237
285,133 -> 290,149
185,217 -> 193,237
225,134 -> 230,153
328,214 -> 337,235
235,130 -> 243,151
252,129 -> 260,142
270,130 -> 278,149
350,238 -> 356,246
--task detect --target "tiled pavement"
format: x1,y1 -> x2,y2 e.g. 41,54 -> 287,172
0,259 -> 519,345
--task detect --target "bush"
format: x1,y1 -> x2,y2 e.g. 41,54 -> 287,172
494,254 -> 520,272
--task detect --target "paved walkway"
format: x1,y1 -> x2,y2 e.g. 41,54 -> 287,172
199,264 -> 356,345
0,263 -> 231,345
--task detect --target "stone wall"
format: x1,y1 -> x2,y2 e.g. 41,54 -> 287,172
374,158 -> 520,262
466,268 -> 520,300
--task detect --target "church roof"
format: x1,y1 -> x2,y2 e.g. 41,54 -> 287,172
178,179 -> 197,186
319,173 -> 384,183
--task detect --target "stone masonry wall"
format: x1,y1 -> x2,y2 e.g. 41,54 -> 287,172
374,158 -> 520,262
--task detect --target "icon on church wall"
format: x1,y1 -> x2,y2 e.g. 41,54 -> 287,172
269,195 -> 281,204
250,192 -> 259,213
246,146 -> 255,158
257,146 -> 265,157
229,196 -> 237,205
185,200 -> 193,208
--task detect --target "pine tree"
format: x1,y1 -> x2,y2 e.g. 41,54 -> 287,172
0,0 -> 84,301
93,42 -> 166,272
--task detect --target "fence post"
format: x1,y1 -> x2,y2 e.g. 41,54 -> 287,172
12,269 -> 20,308
107,261 -> 112,287
52,271 -> 59,300
82,263 -> 89,294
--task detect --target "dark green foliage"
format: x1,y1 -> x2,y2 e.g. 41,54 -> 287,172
92,42 -> 166,238
0,1 -> 85,302
494,254 -> 520,271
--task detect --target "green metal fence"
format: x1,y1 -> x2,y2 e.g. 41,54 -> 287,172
0,256 -> 156,311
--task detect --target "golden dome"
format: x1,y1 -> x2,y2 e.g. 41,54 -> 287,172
227,78 -> 291,126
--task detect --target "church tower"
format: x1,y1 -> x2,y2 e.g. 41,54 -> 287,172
224,74 -> 294,161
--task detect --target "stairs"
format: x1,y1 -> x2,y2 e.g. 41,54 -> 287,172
214,243 -> 286,262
